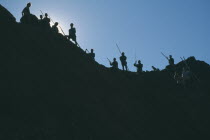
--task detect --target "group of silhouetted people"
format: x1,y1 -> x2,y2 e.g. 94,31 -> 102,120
109,52 -> 194,87
39,13 -> 51,28
109,52 -> 143,74
20,2 -> 144,74
164,54 -> 195,87
21,3 -> 78,46
20,3 -> 196,87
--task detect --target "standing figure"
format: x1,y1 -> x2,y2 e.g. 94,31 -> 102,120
134,60 -> 143,74
21,3 -> 31,23
22,3 -> 31,16
39,15 -> 44,25
68,23 -> 78,45
43,13 -> 51,28
40,15 -> 43,20
120,52 -> 128,71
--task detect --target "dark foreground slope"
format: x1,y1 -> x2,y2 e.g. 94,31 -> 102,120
0,5 -> 210,140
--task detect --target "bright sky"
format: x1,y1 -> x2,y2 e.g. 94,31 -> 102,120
1,0 -> 210,71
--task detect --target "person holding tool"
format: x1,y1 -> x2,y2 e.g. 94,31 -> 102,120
109,58 -> 118,71
116,44 -> 128,71
161,52 -> 175,72
134,60 -> 143,74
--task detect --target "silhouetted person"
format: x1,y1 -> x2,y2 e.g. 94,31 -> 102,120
152,66 -> 160,72
40,15 -> 43,20
39,15 -> 43,21
168,55 -> 174,66
110,58 -> 118,70
87,49 -> 95,60
43,13 -> 51,28
134,60 -> 143,74
165,55 -> 175,72
22,3 -> 31,17
120,52 -> 128,71
21,3 -> 31,23
52,22 -> 59,34
68,23 -> 78,45
39,15 -> 44,25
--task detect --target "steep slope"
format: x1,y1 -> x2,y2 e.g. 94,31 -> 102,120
0,4 -> 16,24
0,5 -> 210,140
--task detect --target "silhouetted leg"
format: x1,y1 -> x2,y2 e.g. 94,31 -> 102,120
75,40 -> 78,46
72,36 -> 78,46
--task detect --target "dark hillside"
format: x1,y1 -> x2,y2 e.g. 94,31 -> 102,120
0,5 -> 210,140
0,4 -> 16,24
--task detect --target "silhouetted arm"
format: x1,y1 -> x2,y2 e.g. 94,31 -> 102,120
22,8 -> 25,16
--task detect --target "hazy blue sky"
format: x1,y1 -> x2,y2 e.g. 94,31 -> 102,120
1,0 -> 209,71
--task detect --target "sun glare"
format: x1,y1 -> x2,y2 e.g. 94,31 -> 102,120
48,12 -> 84,46
49,20 -> 65,36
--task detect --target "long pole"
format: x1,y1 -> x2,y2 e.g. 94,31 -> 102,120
85,49 -> 90,53
161,52 -> 169,60
134,49 -> 137,63
107,58 -> 111,64
40,10 -> 65,36
77,43 -> 81,48
49,15 -> 66,36
48,16 -> 55,24
40,10 -> 44,16
180,57 -> 190,70
59,26 -> 66,36
116,44 -> 122,54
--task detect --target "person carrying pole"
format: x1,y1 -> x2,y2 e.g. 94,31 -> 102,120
161,52 -> 174,66
120,52 -> 128,71
134,60 -> 143,74
161,52 -> 175,72
116,44 -> 128,71
109,58 -> 118,71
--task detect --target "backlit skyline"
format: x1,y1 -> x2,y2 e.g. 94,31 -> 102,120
1,0 -> 209,71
